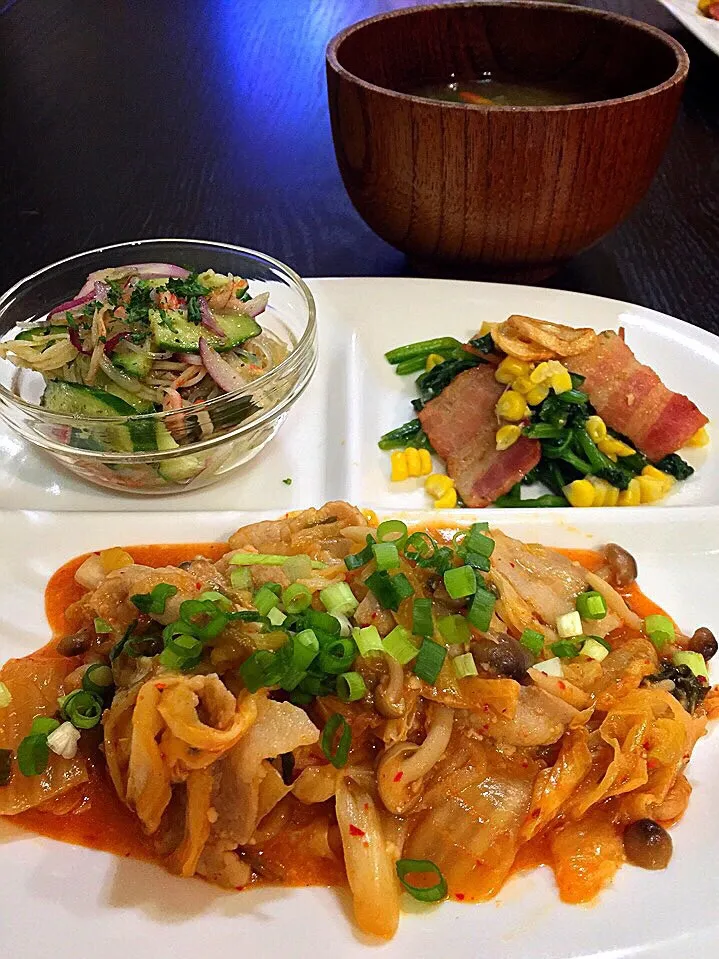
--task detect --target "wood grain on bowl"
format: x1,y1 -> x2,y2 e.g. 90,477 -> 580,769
326,2 -> 689,281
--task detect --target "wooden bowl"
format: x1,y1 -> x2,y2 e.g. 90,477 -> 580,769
326,2 -> 688,281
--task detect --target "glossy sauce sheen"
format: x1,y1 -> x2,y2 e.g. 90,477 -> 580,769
16,538 -> 661,890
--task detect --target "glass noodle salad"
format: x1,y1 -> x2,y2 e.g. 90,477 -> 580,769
0,262 -> 288,417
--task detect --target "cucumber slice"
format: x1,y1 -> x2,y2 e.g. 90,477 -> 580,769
15,324 -> 69,342
150,308 -> 261,353
112,348 -> 153,380
155,423 -> 204,483
42,381 -> 156,453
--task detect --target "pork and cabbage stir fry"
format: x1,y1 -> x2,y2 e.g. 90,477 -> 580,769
0,503 -> 716,939
0,262 -> 288,426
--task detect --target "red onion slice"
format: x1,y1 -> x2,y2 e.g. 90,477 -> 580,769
199,296 -> 226,337
199,337 -> 248,393
77,263 -> 190,297
103,331 -> 128,354
48,290 -> 96,320
176,352 -> 204,365
68,328 -> 92,355
240,292 -> 270,317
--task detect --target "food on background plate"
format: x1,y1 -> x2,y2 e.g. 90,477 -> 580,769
1,502 -> 716,939
697,0 -> 719,18
380,316 -> 708,508
0,263 -> 287,464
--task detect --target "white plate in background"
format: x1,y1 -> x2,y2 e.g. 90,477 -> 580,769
658,0 -> 719,57
1,507 -> 719,959
0,277 -> 716,510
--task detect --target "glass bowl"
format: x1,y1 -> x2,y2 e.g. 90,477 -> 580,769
0,239 -> 317,494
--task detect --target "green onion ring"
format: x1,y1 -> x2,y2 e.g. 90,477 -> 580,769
396,858 -> 448,903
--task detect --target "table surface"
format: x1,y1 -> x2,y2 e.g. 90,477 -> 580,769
1,0 -> 717,329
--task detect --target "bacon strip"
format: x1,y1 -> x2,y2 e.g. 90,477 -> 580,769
419,366 -> 540,507
567,332 -> 707,461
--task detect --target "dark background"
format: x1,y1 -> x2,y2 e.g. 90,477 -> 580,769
1,0 -> 717,326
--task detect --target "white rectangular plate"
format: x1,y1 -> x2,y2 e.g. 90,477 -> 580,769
0,277 -> 717,510
1,508 -> 719,959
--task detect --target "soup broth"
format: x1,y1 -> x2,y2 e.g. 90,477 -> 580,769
411,75 -> 594,107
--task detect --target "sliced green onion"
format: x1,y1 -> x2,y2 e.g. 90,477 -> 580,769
124,634 -> 163,658
672,651 -> 709,680
519,629 -> 545,656
576,591 -> 608,621
267,607 -> 287,627
302,609 -> 341,635
198,590 -> 233,611
462,551 -> 491,573
321,714 -> 351,769
228,609 -> 263,623
331,612 -> 352,637
452,652 -> 478,679
17,734 -> 49,777
282,583 -> 312,613
93,617 -> 113,634
413,639 -> 447,684
131,582 -> 178,615
293,629 -> 320,670
438,614 -> 470,645
82,663 -> 114,697
239,649 -> 284,692
161,632 -> 203,671
30,716 -> 60,737
383,626 -> 419,665
59,689 -> 104,730
253,585 -> 281,618
229,552 -> 325,569
337,671 -> 367,702
230,567 -> 252,589
0,748 -> 12,785
443,565 -> 477,600
265,583 -> 283,597
0,682 -> 11,708
318,638 -> 356,675
467,585 -> 496,632
365,570 -> 414,610
463,524 -> 494,558
353,625 -> 384,656
344,536 -> 375,571
550,639 -> 581,658
645,614 -> 675,650
376,519 -> 408,549
319,582 -> 359,616
412,598 -> 433,638
556,610 -> 583,638
580,637 -> 610,662
403,531 -> 437,564
396,858 -> 448,903
372,542 -> 400,571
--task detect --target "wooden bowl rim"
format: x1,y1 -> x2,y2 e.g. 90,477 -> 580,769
326,0 -> 689,113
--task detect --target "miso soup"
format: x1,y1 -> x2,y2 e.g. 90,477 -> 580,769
411,75 -> 593,107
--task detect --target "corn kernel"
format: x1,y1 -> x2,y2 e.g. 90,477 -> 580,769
418,448 -> 432,475
587,478 -> 607,507
638,475 -> 666,504
604,485 -> 620,506
362,509 -> 378,526
598,437 -> 635,458
390,451 -> 409,482
100,547 -> 134,573
513,376 -> 534,395
551,369 -> 573,394
496,390 -> 528,422
563,479 -> 595,508
425,473 -> 454,498
617,477 -> 641,506
586,415 -> 607,443
477,321 -> 494,336
687,426 -> 709,448
530,360 -> 565,384
405,447 -> 422,477
495,356 -> 532,385
496,424 -> 522,451
425,353 -> 445,371
434,487 -> 458,509
525,383 -> 550,407
641,464 -> 674,493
